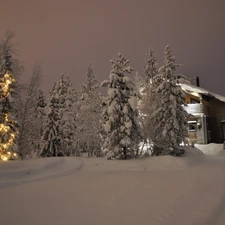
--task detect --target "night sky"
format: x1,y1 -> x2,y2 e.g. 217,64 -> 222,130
1,0 -> 225,96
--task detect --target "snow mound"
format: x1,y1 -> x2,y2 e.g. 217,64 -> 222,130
183,146 -> 204,157
0,145 -> 220,189
82,152 -> 202,172
181,146 -> 205,166
195,143 -> 225,156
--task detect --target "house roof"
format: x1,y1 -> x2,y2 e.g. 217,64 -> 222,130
179,83 -> 225,103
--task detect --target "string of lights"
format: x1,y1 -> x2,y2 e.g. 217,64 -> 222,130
0,71 -> 18,161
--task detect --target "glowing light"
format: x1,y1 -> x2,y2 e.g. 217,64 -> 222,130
0,124 -> 10,132
6,80 -> 11,85
1,156 -> 8,161
0,71 -> 17,161
5,114 -> 9,122
1,72 -> 14,96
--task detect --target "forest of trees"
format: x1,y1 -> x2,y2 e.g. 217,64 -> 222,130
0,32 -> 190,161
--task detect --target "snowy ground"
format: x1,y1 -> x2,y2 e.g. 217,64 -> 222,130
0,144 -> 225,225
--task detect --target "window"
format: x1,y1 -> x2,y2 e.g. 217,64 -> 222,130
190,98 -> 200,104
188,123 -> 197,132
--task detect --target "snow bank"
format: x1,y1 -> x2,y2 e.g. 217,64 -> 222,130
195,143 -> 225,156
183,146 -> 204,157
0,150 -> 203,188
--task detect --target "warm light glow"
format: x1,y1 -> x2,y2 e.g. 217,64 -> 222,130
2,72 -> 15,96
0,71 -> 17,161
1,156 -> 8,161
6,79 -> 11,85
5,114 -> 9,122
0,124 -> 10,132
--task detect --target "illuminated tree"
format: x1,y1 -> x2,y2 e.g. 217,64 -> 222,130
0,37 -> 19,161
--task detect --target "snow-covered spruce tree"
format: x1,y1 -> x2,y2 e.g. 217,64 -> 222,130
103,53 -> 142,159
41,74 -> 76,157
70,85 -> 83,156
41,82 -> 61,157
0,32 -> 20,161
58,75 -> 76,156
35,89 -> 46,122
76,65 -> 102,157
152,45 -> 188,156
139,48 -> 159,152
143,47 -> 158,88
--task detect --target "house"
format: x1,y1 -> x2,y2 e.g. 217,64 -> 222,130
180,83 -> 225,144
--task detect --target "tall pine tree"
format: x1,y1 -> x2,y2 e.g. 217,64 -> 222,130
143,47 -> 158,88
152,45 -> 188,156
58,75 -> 76,156
41,74 -> 75,157
103,53 -> 141,159
41,82 -> 61,157
140,48 -> 159,151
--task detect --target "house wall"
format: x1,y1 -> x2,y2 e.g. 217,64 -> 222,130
206,99 -> 225,143
197,115 -> 207,144
185,94 -> 225,143
186,115 -> 207,144
183,100 -> 208,144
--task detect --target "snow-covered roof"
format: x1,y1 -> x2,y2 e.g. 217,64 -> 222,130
179,83 -> 225,103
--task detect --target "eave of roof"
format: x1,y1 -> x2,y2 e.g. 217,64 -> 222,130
179,83 -> 225,103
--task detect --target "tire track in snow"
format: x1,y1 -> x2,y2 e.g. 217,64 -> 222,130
0,158 -> 84,189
